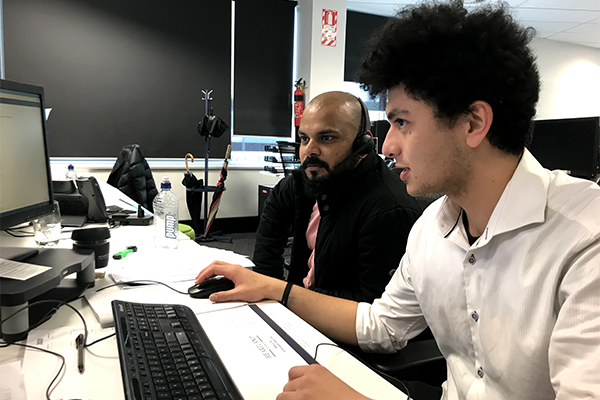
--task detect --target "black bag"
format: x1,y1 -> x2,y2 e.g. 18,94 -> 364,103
198,114 -> 230,138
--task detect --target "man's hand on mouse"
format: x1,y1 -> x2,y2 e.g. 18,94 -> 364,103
195,261 -> 286,303
276,364 -> 367,400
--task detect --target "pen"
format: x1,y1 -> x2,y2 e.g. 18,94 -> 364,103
76,333 -> 85,374
112,245 -> 138,260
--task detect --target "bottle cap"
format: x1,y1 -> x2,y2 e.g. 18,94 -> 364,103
161,175 -> 171,189
68,164 -> 74,170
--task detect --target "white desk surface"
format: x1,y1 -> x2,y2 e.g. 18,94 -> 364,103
0,183 -> 408,400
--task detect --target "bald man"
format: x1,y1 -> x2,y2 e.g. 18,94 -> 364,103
252,91 -> 421,303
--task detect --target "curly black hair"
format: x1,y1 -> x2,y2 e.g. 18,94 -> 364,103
356,0 -> 540,156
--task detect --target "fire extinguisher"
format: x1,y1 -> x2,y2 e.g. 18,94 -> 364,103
294,79 -> 305,135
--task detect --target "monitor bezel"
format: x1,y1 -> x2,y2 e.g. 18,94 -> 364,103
0,79 -> 55,230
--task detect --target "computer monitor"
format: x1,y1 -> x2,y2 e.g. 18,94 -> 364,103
0,79 -> 55,230
528,116 -> 600,180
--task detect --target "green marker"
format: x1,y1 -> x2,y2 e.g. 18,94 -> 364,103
112,246 -> 138,260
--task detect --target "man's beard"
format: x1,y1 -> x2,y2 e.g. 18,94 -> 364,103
300,152 -> 362,198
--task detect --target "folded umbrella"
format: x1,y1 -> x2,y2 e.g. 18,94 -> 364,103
204,145 -> 231,237
181,153 -> 203,238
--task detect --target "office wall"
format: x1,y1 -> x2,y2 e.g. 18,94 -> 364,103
532,38 -> 600,119
296,0 -> 348,101
50,161 -> 283,221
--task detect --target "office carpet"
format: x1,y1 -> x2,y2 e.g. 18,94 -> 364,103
199,232 -> 257,258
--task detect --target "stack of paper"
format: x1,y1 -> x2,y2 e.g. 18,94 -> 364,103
108,240 -> 254,284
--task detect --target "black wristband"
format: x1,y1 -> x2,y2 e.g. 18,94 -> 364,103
279,281 -> 294,308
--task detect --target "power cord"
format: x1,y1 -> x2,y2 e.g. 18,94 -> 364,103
313,342 -> 411,400
3,227 -> 34,237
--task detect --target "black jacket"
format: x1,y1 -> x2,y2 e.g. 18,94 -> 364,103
107,144 -> 158,213
253,152 -> 422,303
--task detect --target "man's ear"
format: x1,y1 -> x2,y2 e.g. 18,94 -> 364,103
465,101 -> 493,149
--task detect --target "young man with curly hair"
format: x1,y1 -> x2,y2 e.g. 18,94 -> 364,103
196,2 -> 600,399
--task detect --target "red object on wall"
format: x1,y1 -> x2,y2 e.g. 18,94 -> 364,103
294,84 -> 304,127
321,9 -> 338,47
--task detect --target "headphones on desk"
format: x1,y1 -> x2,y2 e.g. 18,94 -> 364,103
352,97 -> 374,156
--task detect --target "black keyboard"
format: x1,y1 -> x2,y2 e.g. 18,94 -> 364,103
112,300 -> 244,400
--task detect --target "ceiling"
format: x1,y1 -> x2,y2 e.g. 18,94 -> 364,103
347,0 -> 600,49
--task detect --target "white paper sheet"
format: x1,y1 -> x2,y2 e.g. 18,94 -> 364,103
22,325 -> 122,400
108,240 -> 253,284
196,305 -> 311,400
0,258 -> 51,280
0,361 -> 27,400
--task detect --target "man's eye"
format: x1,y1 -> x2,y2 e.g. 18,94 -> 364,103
395,119 -> 407,128
299,136 -> 309,143
321,135 -> 333,142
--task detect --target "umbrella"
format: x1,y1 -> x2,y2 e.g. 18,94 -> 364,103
181,153 -> 203,238
204,144 -> 231,237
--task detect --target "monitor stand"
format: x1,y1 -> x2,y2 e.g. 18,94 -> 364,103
0,246 -> 95,343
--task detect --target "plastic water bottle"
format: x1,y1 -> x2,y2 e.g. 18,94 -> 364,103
65,164 -> 77,180
153,175 -> 179,249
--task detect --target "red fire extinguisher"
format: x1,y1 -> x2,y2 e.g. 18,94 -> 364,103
294,79 -> 305,129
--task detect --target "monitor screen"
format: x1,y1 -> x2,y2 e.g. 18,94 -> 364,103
0,79 -> 55,230
528,116 -> 600,180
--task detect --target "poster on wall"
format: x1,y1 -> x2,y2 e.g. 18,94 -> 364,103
321,9 -> 338,47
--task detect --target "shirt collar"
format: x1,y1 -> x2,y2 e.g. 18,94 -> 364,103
435,149 -> 549,245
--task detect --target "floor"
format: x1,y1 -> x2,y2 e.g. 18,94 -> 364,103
198,232 -> 257,258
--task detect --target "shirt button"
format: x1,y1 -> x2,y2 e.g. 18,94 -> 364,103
471,311 -> 479,322
323,205 -> 330,212
321,194 -> 327,200
468,254 -> 476,264
477,367 -> 484,378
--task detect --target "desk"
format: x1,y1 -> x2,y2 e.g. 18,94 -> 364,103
0,186 -> 408,400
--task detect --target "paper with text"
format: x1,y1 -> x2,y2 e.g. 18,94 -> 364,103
197,305 -> 311,400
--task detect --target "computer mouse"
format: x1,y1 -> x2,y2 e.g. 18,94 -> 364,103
188,276 -> 235,299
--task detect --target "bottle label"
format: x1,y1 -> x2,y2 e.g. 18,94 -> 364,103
164,214 -> 178,239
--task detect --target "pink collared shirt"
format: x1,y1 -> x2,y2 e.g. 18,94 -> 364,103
303,202 -> 320,289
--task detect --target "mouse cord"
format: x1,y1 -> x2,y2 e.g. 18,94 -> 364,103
95,280 -> 189,295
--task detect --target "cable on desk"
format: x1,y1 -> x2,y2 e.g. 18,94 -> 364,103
313,342 -> 412,400
0,300 -> 91,399
86,332 -> 116,347
96,279 -> 189,295
3,226 -> 34,237
0,340 -> 66,400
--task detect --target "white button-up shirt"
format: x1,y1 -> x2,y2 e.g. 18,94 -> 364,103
356,150 -> 600,400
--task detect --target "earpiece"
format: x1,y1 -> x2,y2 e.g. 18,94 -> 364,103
352,97 -> 374,156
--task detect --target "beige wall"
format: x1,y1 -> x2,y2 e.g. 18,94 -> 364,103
50,161 -> 283,220
532,38 -> 600,119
